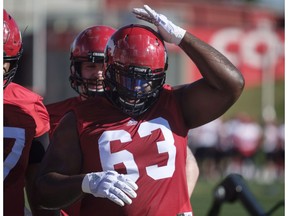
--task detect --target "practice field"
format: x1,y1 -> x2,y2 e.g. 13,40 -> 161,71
222,80 -> 284,123
190,178 -> 285,216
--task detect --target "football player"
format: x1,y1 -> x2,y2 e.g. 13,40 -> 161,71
46,25 -> 199,215
36,5 -> 244,216
45,25 -> 116,216
3,9 -> 58,216
46,25 -> 116,138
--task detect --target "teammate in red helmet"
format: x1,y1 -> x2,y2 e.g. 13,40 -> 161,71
36,5 -> 244,216
46,25 -> 126,216
46,25 -> 116,137
3,9 -> 56,216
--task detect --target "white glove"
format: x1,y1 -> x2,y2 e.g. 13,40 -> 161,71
132,5 -> 186,45
82,170 -> 138,206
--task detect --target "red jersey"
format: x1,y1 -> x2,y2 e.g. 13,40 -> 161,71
4,82 -> 50,216
73,85 -> 193,216
46,96 -> 81,138
46,96 -> 82,216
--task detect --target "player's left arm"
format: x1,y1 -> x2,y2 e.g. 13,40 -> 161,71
177,32 -> 244,128
25,133 -> 61,215
133,5 -> 245,129
186,146 -> 199,197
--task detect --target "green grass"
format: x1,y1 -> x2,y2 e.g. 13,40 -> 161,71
191,178 -> 285,216
222,80 -> 284,123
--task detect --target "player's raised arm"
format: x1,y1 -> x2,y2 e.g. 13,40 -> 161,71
133,5 -> 245,128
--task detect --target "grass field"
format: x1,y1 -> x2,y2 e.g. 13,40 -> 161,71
222,80 -> 284,123
190,177 -> 285,216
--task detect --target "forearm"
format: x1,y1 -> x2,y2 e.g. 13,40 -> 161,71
186,148 -> 199,197
26,164 -> 61,215
36,172 -> 85,209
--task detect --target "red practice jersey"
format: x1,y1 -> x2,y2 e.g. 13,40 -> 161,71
4,82 -> 50,216
73,85 -> 193,216
46,96 -> 81,138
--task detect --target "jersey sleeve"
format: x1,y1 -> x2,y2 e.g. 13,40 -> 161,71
33,96 -> 50,137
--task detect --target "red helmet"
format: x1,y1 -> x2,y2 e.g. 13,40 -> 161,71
69,25 -> 116,97
104,24 -> 168,116
3,9 -> 22,88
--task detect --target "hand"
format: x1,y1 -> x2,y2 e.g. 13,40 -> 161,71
82,170 -> 138,206
132,5 -> 186,45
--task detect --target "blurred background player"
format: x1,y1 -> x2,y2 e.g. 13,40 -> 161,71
45,25 -> 200,214
3,9 -> 58,216
35,5 -> 244,216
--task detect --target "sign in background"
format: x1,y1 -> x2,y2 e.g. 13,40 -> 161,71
188,26 -> 284,88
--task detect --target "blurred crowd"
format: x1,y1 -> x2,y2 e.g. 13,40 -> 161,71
188,113 -> 284,184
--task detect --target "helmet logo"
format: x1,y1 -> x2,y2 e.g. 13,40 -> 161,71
3,21 -> 10,44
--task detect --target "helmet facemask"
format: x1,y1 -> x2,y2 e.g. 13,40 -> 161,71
103,24 -> 168,117
69,55 -> 104,98
104,62 -> 166,116
3,50 -> 22,89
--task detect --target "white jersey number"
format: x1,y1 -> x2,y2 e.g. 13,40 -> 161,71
98,117 -> 176,182
4,127 -> 26,180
